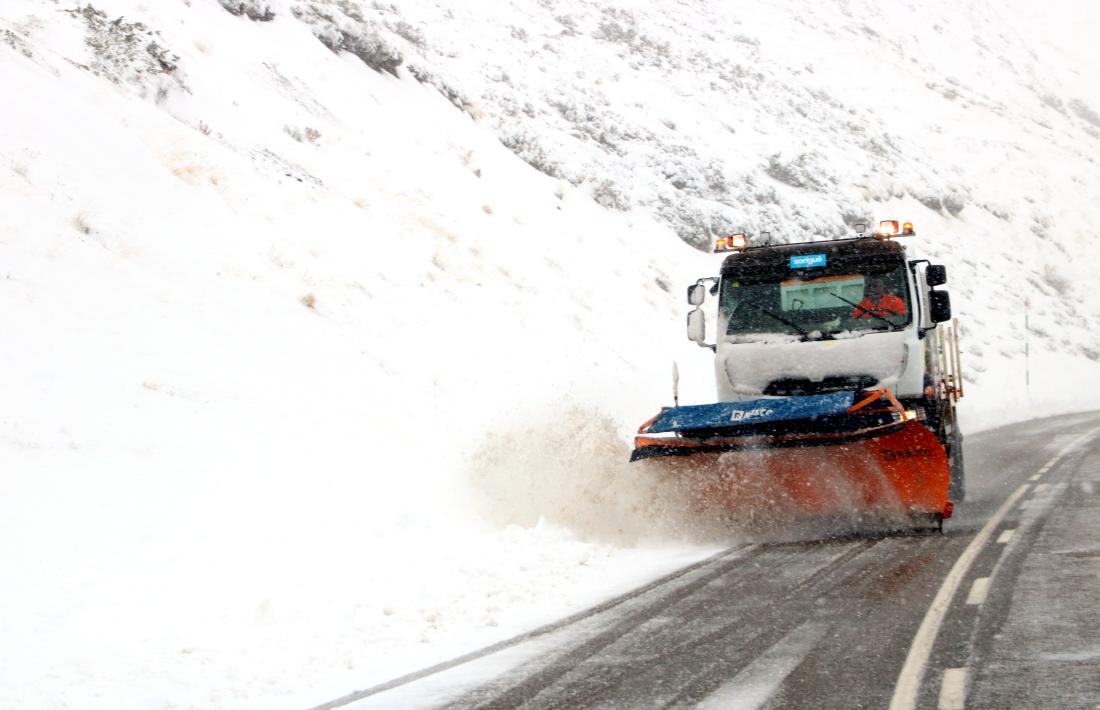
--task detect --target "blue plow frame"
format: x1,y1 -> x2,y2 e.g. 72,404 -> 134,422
645,391 -> 858,434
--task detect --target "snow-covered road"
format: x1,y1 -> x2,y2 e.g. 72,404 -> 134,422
320,411 -> 1100,710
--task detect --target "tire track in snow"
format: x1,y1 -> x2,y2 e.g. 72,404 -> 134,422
309,544 -> 757,710
462,537 -> 889,709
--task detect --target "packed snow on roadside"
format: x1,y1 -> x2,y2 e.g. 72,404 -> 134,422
1,0 -> 1098,708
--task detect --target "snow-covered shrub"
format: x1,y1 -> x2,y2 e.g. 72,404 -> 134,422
656,196 -> 740,250
293,2 -> 403,76
840,209 -> 875,230
329,27 -> 402,75
1041,264 -> 1072,295
764,152 -> 835,192
554,14 -> 579,36
592,8 -> 677,69
408,64 -> 470,114
751,185 -> 781,205
499,130 -> 563,179
981,202 -> 1012,221
942,192 -> 966,216
495,94 -> 537,119
65,5 -> 185,100
216,0 -> 276,21
925,81 -> 959,101
861,136 -> 897,160
1068,98 -> 1100,128
907,184 -> 965,217
595,8 -> 637,44
549,98 -> 630,157
590,179 -> 630,211
702,159 -> 729,195
658,157 -> 702,192
913,192 -> 943,212
284,125 -> 321,143
859,174 -> 906,202
2,27 -> 33,58
658,153 -> 733,203
1040,93 -> 1065,113
391,20 -> 425,48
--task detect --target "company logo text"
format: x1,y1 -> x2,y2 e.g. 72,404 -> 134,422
882,447 -> 933,461
790,254 -> 827,269
730,407 -> 775,422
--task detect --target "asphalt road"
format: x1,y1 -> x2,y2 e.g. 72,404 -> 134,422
324,411 -> 1100,710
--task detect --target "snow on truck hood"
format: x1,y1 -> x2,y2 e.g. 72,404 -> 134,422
717,330 -> 909,398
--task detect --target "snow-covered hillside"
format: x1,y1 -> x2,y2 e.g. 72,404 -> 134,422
1,1 -> 1098,708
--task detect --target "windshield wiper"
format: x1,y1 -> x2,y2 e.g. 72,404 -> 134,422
830,293 -> 902,331
739,301 -> 813,338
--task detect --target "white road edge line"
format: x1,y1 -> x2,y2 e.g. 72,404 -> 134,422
938,667 -> 969,710
887,482 -> 1029,710
996,529 -> 1015,544
965,577 -> 990,606
696,621 -> 829,710
1029,474 -> 1042,481
889,425 -> 1100,710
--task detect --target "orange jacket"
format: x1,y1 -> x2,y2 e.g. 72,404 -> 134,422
854,293 -> 907,319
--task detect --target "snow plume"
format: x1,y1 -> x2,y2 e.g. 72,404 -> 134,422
466,404 -> 733,546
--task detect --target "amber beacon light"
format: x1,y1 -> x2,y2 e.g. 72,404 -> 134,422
714,233 -> 749,253
878,220 -> 899,236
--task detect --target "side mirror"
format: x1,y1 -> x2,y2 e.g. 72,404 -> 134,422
930,290 -> 951,323
687,308 -> 706,345
926,264 -> 947,287
687,284 -> 706,306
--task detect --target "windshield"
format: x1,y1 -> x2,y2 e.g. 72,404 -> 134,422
719,264 -> 911,341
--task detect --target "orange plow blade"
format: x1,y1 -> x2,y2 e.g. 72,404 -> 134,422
642,421 -> 949,519
631,392 -> 952,522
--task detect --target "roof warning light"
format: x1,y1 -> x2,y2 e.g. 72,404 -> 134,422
715,233 -> 749,253
874,219 -> 915,239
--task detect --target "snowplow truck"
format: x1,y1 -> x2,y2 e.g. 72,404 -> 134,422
632,221 -> 965,529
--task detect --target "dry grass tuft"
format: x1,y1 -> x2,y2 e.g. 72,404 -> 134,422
74,211 -> 94,235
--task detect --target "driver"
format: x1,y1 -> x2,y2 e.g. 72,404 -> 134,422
853,278 -> 906,319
